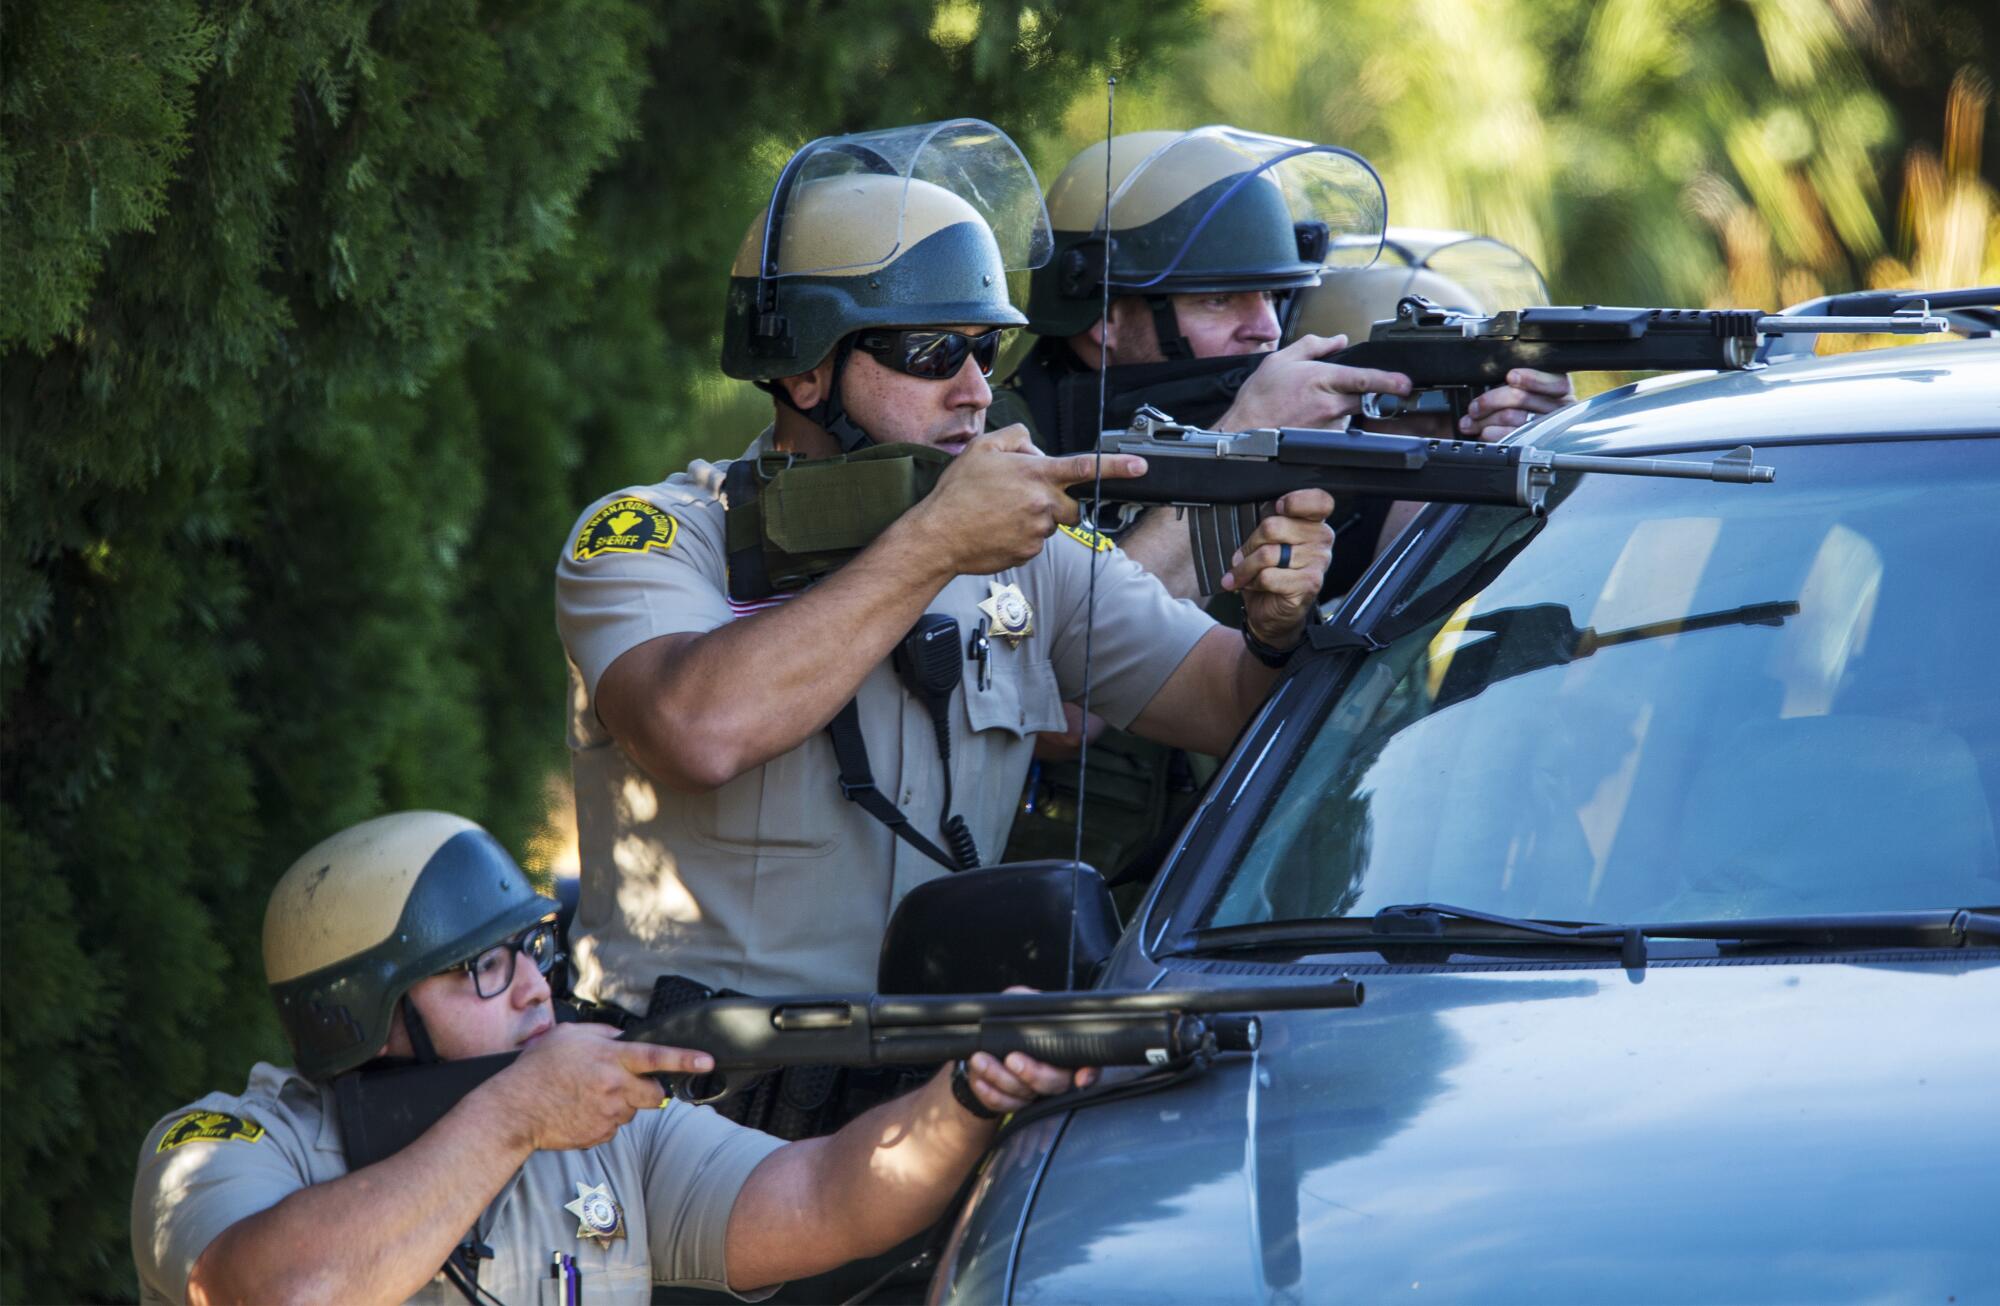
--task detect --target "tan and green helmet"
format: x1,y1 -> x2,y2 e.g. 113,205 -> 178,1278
720,119 -> 1051,384
1025,126 -> 1387,342
1286,227 -> 1551,345
264,811 -> 554,1079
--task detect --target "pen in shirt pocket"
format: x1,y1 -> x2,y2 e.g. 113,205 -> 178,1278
549,1250 -> 580,1306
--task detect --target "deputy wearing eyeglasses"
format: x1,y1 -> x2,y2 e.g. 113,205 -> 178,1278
132,812 -> 1089,1304
551,122 -> 1331,1117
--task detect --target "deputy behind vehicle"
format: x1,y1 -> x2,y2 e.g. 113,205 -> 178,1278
994,128 -> 1379,878
554,121 -> 1334,1127
132,812 -> 1090,1305
997,134 -> 1577,595
991,143 -> 1574,880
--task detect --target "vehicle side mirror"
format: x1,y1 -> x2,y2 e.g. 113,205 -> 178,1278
877,861 -> 1120,994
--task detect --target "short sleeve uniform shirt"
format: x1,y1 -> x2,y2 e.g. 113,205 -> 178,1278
556,434 -> 1216,1006
131,1062 -> 784,1305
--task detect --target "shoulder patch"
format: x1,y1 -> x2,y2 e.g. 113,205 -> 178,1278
1057,522 -> 1114,552
574,498 -> 678,562
157,1111 -> 266,1152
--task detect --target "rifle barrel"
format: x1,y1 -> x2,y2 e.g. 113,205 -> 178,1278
1758,312 -> 1947,334
1541,447 -> 1775,485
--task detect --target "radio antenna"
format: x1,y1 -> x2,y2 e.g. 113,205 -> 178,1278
1067,73 -> 1115,988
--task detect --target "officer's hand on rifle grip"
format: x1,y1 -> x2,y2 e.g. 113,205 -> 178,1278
1221,490 -> 1335,648
1217,333 -> 1413,433
908,425 -> 1146,576
488,1023 -> 714,1153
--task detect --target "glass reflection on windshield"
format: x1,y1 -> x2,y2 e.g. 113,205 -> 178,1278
1206,440 -> 2000,931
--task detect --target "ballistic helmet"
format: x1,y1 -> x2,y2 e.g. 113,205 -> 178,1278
1286,228 -> 1550,344
720,120 -> 1050,450
1026,127 -> 1386,353
264,811 -> 554,1080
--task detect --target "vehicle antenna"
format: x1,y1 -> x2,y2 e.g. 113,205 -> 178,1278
1069,73 -> 1116,986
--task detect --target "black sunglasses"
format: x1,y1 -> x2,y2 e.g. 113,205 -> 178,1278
445,920 -> 562,999
852,328 -> 1006,380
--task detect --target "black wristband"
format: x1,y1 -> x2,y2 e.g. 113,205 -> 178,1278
950,1058 -> 1002,1120
1242,624 -> 1302,669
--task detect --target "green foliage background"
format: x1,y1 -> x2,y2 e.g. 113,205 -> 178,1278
0,2 -> 1189,1297
0,0 -> 1992,1299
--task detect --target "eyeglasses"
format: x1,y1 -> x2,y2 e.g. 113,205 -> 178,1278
852,328 -> 1006,380
446,921 -> 562,999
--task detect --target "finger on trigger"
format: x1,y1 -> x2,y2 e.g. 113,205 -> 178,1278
1330,365 -> 1409,397
634,1044 -> 713,1076
1056,453 -> 1144,485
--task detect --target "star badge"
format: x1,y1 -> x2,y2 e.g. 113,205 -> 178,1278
563,1179 -> 627,1246
977,581 -> 1034,646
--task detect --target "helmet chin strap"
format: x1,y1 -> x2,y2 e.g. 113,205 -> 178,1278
774,336 -> 874,451
400,996 -> 442,1064
1144,295 -> 1193,362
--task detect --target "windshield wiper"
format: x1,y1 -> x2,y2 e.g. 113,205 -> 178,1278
1173,903 -> 1652,968
1634,909 -> 2000,949
1170,907 -> 2000,969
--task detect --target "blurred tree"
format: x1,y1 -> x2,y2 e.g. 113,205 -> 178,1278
1090,0 -> 1997,312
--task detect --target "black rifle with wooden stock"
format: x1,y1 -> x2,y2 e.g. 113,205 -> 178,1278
333,979 -> 1364,1169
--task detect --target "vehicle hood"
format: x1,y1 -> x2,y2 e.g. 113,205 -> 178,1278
963,955 -> 2000,1304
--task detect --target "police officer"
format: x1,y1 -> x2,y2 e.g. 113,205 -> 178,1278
997,129 -> 1576,596
994,135 -> 1576,876
554,120 -> 1331,1022
131,812 -> 1091,1305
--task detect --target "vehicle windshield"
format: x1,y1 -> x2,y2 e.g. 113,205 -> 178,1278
1203,439 -> 2000,931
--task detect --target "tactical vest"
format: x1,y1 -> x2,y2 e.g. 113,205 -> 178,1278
723,443 -> 953,602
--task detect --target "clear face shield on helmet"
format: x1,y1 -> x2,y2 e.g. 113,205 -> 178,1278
754,117 -> 1053,284
1407,234 -> 1551,314
1097,126 -> 1387,293
1284,229 -> 1551,345
725,118 -> 1053,386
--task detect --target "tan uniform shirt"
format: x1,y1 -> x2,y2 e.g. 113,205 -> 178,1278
131,1062 -> 784,1305
556,435 -> 1215,1006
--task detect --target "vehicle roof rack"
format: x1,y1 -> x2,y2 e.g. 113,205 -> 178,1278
1759,286 -> 1999,363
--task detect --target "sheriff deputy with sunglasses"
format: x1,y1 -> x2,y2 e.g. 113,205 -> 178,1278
132,812 -> 1093,1305
551,121 -> 1333,1132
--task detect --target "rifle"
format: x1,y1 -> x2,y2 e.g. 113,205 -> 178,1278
1028,293 -> 1957,445
1336,295 -> 1949,423
1070,405 -> 1776,596
333,979 -> 1363,1170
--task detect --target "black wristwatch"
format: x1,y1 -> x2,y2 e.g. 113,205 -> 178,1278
1242,624 -> 1302,669
950,1058 -> 1002,1120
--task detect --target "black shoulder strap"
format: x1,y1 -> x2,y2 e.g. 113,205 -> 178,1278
723,457 -> 775,603
825,699 -> 960,872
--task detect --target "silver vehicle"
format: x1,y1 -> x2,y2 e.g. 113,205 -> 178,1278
920,321 -> 2000,1303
